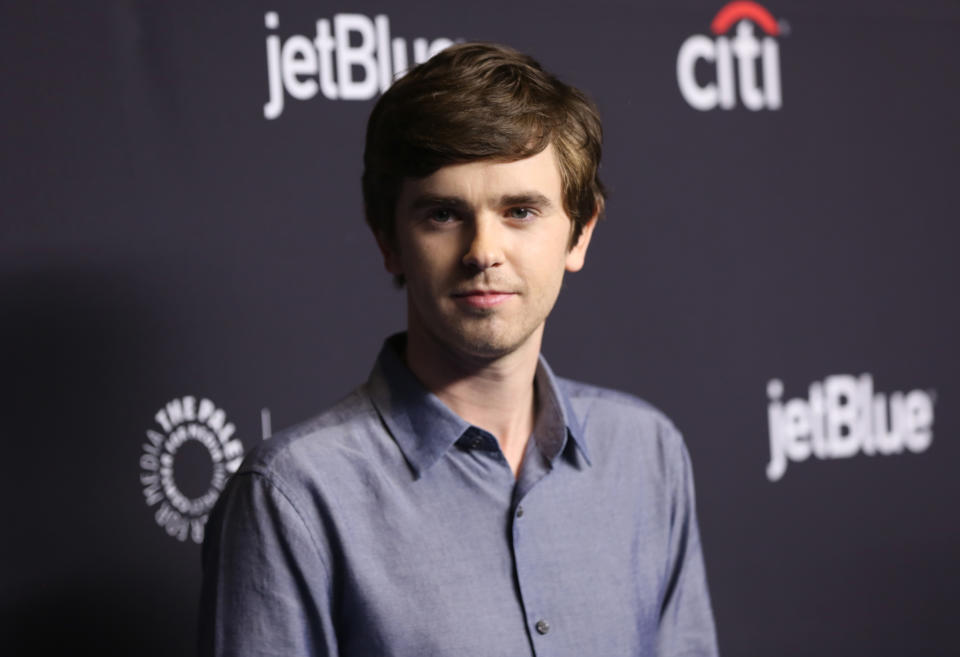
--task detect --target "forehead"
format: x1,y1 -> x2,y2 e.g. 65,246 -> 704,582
398,144 -> 563,205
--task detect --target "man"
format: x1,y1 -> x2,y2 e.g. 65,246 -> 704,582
200,42 -> 718,656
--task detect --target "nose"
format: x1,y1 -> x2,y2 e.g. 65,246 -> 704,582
461,214 -> 504,271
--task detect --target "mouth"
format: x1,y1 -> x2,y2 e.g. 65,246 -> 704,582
451,290 -> 517,309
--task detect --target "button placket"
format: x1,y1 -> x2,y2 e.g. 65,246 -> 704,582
512,495 -> 556,650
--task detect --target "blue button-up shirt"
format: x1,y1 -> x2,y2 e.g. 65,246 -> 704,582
200,334 -> 718,656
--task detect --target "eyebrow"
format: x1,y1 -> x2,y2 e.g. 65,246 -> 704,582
407,192 -> 554,211
499,193 -> 554,209
408,195 -> 471,211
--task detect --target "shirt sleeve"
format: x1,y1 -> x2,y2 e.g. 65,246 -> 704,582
657,432 -> 720,657
199,470 -> 339,657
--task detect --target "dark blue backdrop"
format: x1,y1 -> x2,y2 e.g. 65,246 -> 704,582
3,1 -> 958,654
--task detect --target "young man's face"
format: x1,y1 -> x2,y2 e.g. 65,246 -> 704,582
382,144 -> 596,361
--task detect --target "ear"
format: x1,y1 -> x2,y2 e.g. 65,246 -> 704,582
564,212 -> 598,272
375,232 -> 403,276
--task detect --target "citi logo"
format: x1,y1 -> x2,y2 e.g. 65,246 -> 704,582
677,1 -> 784,111
263,12 -> 455,120
765,375 -> 935,482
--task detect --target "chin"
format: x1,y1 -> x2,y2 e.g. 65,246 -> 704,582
449,324 -> 532,360
458,338 -> 513,359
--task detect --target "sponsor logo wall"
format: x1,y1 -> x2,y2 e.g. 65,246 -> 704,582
3,2 -> 958,656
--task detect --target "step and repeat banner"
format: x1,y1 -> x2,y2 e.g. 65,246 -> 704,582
3,1 -> 958,655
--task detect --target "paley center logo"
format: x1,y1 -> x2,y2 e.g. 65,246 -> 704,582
140,396 -> 245,543
677,1 -> 784,111
263,11 -> 455,119
765,375 -> 935,482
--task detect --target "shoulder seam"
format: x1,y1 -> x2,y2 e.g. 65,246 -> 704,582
239,469 -> 334,584
242,387 -> 377,472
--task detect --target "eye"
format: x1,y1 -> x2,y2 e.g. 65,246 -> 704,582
428,208 -> 456,224
507,207 -> 535,220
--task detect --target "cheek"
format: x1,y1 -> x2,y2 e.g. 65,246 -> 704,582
401,234 -> 460,284
515,248 -> 569,297
528,231 -> 572,272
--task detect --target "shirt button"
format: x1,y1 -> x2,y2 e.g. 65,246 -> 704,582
535,619 -> 550,635
516,505 -> 524,518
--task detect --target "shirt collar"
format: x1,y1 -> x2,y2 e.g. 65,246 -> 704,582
367,333 -> 590,478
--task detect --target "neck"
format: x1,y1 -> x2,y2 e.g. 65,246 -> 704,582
404,326 -> 542,475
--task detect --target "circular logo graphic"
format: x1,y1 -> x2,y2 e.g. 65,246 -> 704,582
140,396 -> 245,543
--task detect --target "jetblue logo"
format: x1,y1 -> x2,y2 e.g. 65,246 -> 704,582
765,375 -> 935,482
677,2 -> 784,111
263,12 -> 455,119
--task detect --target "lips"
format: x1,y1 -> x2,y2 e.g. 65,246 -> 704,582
451,290 -> 516,309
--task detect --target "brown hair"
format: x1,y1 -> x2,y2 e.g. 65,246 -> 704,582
362,42 -> 605,248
